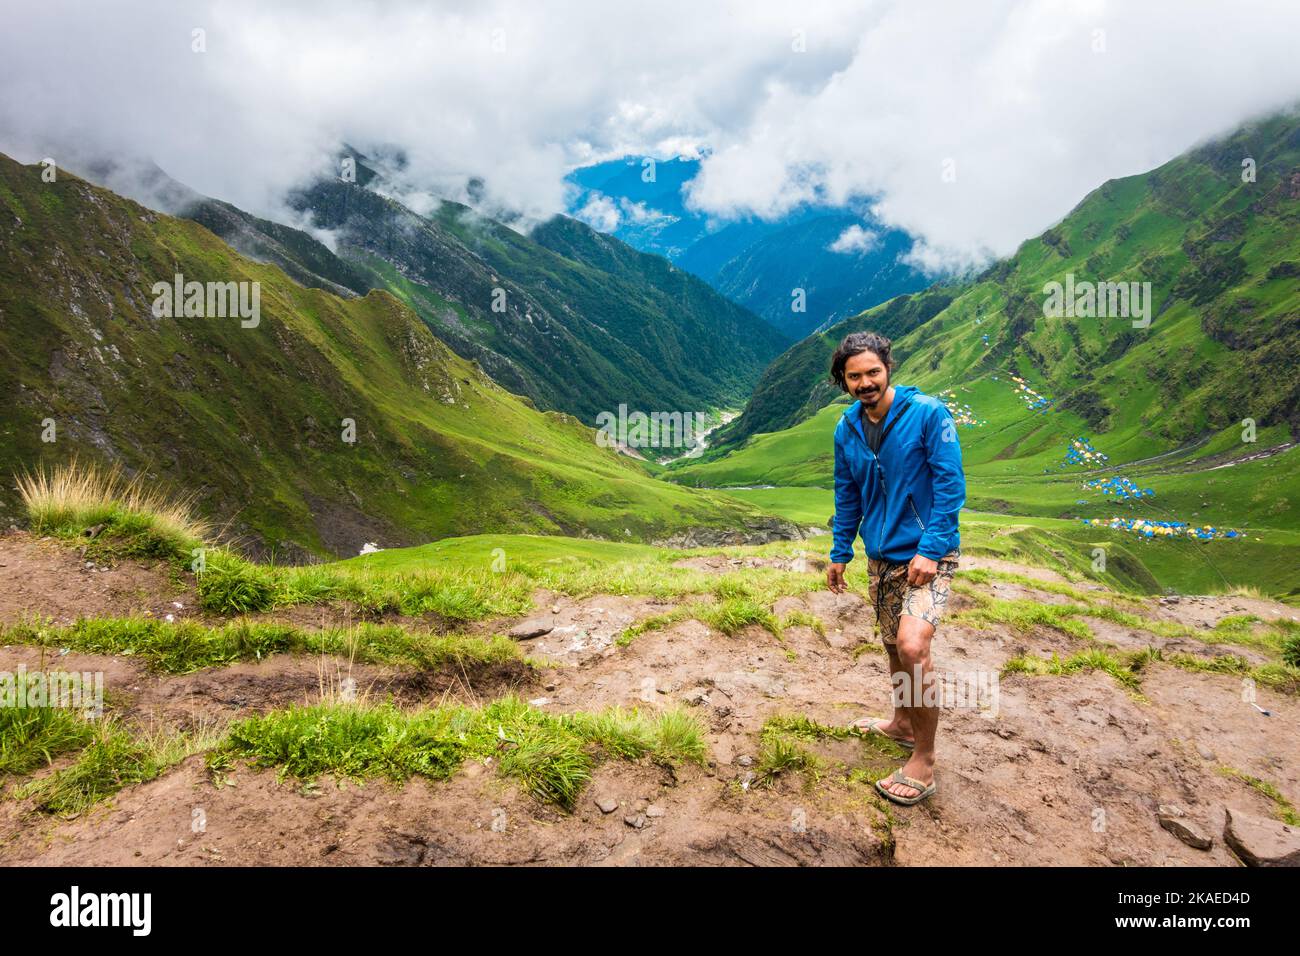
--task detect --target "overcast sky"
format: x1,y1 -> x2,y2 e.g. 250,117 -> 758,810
3,0 -> 1299,270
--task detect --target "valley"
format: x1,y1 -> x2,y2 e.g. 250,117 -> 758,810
1,101 -> 1297,870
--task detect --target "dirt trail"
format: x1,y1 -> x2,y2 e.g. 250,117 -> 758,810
1,534 -> 1297,867
0,532 -> 194,625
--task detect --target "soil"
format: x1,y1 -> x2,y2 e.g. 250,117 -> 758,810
1,532 -> 1296,867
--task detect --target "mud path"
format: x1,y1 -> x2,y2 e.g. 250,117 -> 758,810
1,535 -> 1296,867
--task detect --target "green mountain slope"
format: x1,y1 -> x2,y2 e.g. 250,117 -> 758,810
0,154 -> 799,558
704,286 -> 957,454
700,110 -> 1300,457
290,170 -> 790,425
662,111 -> 1300,596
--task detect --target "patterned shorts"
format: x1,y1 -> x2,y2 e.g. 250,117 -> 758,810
867,549 -> 960,645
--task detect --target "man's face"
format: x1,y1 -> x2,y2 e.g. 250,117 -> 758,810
844,350 -> 891,408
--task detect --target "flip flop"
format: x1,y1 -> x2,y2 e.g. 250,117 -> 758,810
847,716 -> 915,751
875,768 -> 937,806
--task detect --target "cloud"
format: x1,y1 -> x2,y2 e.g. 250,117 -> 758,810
0,0 -> 868,229
685,0 -> 1300,268
1,0 -> 1298,265
828,225 -> 881,255
575,194 -> 622,232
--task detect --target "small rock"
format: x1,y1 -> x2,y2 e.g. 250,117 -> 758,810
508,619 -> 554,640
624,813 -> 646,829
544,682 -> 557,692
1224,807 -> 1300,866
1196,744 -> 1216,761
528,697 -> 550,707
645,804 -> 666,818
1158,805 -> 1212,850
682,687 -> 711,706
550,605 -> 561,614
595,797 -> 618,814
737,755 -> 753,767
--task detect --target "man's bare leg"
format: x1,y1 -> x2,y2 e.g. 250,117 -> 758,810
879,614 -> 937,799
870,641 -> 914,744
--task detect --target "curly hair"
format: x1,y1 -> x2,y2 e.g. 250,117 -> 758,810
828,332 -> 894,392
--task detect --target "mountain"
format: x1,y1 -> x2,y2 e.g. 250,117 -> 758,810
660,110 -> 1300,592
698,286 -> 958,452
691,212 -> 929,340
0,154 -> 800,558
680,109 -> 1300,462
76,155 -> 375,300
566,156 -> 934,338
287,154 -> 790,426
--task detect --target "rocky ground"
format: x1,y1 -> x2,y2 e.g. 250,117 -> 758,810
1,533 -> 1297,866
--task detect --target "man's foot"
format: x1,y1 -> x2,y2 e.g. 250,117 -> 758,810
849,716 -> 915,748
878,755 -> 934,800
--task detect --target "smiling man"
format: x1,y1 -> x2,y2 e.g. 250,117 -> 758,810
825,331 -> 965,806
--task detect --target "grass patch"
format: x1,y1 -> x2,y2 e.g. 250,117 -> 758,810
754,714 -> 905,788
779,610 -> 826,636
1284,631 -> 1300,668
18,458 -> 210,563
1003,648 -> 1148,691
208,695 -> 706,810
2,616 -> 527,675
15,719 -> 217,816
194,551 -> 539,618
1004,646 -> 1300,694
1218,766 -> 1300,826
959,567 -> 1115,605
616,596 -> 786,646
953,592 -> 1096,641
0,672 -> 98,777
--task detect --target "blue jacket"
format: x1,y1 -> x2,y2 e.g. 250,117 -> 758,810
830,385 -> 965,564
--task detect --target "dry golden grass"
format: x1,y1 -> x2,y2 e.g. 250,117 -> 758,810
16,457 -> 212,549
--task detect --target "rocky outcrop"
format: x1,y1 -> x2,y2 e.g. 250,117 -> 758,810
650,516 -> 805,548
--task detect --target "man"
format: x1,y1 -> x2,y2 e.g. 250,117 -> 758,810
825,331 -> 965,806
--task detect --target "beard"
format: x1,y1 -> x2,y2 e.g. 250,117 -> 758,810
856,383 -> 886,407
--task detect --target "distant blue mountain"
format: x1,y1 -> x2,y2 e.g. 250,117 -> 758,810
565,156 -> 938,339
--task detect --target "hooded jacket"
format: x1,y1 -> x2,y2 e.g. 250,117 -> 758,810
830,384 -> 965,564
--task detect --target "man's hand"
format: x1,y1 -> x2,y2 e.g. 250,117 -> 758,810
907,553 -> 938,587
827,562 -> 848,594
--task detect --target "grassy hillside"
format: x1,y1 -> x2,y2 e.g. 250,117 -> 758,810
701,287 -> 957,453
0,154 -> 797,558
703,110 -> 1300,456
663,110 -> 1300,598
